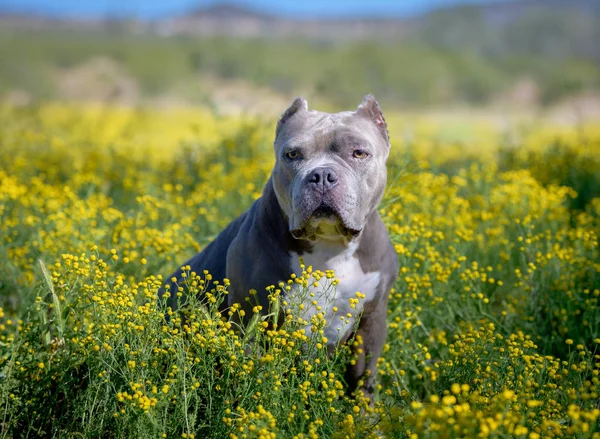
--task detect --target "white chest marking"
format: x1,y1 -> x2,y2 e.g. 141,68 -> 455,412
288,241 -> 380,347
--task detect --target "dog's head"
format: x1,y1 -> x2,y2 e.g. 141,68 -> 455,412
272,95 -> 390,241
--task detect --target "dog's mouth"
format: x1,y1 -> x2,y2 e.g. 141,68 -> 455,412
290,204 -> 361,240
312,204 -> 338,220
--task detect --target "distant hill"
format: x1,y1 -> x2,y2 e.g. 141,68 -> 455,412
154,4 -> 414,40
0,0 -> 599,110
3,0 -> 598,62
410,0 -> 600,62
2,0 -> 599,58
154,0 -> 600,61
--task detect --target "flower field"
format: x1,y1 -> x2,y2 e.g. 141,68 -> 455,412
0,104 -> 599,438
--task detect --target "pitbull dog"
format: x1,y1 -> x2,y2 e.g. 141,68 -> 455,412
165,95 -> 398,397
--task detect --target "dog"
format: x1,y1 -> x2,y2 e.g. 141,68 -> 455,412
164,95 -> 398,398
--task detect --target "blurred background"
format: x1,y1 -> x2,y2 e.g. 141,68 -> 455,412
1,0 -> 599,119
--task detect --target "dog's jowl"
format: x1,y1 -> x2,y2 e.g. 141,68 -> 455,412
165,95 -> 398,398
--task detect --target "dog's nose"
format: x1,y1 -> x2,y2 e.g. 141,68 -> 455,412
308,167 -> 338,191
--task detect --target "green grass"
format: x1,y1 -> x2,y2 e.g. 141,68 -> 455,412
1,26 -> 599,108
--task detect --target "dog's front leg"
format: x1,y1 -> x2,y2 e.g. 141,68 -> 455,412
344,305 -> 387,402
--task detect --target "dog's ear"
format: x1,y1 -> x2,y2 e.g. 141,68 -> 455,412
276,97 -> 308,137
356,94 -> 389,142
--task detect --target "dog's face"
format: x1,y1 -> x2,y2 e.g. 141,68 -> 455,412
272,95 -> 390,241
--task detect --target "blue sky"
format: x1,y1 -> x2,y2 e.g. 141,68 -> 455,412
0,0 -> 504,19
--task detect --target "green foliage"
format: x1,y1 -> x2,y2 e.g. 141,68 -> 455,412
1,8 -> 599,109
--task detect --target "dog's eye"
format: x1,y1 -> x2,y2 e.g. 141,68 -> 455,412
353,149 -> 369,159
285,150 -> 300,160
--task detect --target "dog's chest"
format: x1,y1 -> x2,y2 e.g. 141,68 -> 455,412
288,242 -> 380,347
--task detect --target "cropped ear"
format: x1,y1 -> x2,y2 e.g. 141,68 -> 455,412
276,97 -> 308,138
356,94 -> 389,142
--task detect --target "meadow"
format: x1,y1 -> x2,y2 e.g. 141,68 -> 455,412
0,104 -> 599,438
